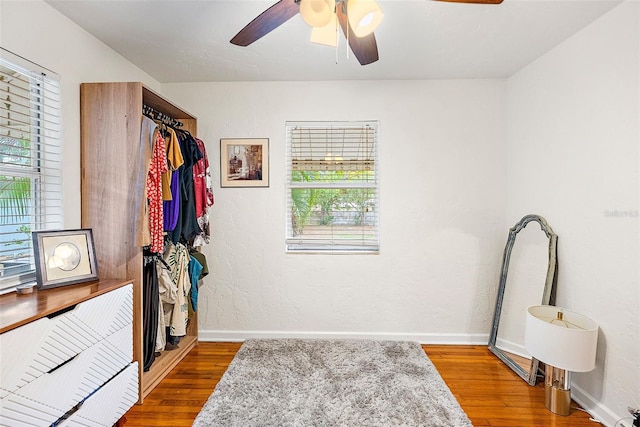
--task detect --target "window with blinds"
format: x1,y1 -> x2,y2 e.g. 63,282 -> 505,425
286,121 -> 379,253
0,50 -> 63,291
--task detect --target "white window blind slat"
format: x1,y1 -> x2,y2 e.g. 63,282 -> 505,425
289,182 -> 375,189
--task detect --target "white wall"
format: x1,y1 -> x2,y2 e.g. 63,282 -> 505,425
6,1 -> 635,424
506,1 -> 639,424
0,0 -> 161,229
163,80 -> 506,343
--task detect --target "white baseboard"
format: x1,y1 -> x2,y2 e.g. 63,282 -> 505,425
572,384 -> 630,427
198,329 -> 490,345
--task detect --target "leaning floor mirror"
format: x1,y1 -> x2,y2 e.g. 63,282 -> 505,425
488,214 -> 558,385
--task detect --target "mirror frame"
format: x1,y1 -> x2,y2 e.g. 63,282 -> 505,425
488,214 -> 558,385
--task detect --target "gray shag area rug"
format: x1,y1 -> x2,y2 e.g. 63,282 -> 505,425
193,339 -> 472,427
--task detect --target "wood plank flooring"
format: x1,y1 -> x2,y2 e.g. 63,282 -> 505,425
122,342 -> 600,426
426,345 -> 598,427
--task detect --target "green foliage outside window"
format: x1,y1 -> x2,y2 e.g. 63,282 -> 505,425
291,170 -> 375,237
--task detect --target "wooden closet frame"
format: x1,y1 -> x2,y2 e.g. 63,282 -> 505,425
80,82 -> 198,404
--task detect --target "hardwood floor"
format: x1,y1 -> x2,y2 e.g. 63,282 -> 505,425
122,342 -> 600,427
425,345 -> 599,427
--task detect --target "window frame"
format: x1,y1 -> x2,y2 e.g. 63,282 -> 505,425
0,49 -> 63,293
285,120 -> 380,254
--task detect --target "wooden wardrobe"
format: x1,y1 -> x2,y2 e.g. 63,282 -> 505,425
80,82 -> 199,403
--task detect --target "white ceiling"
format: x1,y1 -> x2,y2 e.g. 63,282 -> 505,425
45,0 -> 623,83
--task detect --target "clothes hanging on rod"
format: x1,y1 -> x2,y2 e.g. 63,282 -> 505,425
193,136 -> 214,246
154,244 -> 174,352
147,127 -> 168,254
142,251 -> 160,372
168,130 -> 202,245
163,168 -> 181,232
189,248 -> 209,314
162,129 -> 188,235
135,116 -> 156,248
161,241 -> 190,338
137,105 -> 214,370
162,127 -> 184,202
138,118 -> 214,252
188,254 -> 203,314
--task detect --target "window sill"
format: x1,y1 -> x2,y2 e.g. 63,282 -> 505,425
286,249 -> 380,255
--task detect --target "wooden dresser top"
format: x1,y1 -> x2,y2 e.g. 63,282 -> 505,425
0,278 -> 132,333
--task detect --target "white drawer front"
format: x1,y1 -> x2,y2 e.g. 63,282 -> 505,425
0,391 -> 64,427
0,325 -> 132,427
70,284 -> 133,337
59,362 -> 139,427
0,284 -> 132,394
0,313 -> 100,395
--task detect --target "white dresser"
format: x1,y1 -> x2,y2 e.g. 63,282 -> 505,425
0,279 -> 138,427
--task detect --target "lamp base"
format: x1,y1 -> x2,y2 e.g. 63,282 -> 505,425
545,383 -> 571,415
544,365 -> 572,416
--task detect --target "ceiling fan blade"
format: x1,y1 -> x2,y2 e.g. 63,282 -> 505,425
433,0 -> 503,4
336,3 -> 379,66
230,0 -> 300,46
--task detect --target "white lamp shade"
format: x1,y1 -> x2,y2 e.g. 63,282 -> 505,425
300,0 -> 335,28
310,12 -> 338,47
347,0 -> 384,38
525,305 -> 598,372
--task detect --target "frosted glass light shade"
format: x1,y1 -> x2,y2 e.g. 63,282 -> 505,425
300,0 -> 336,28
525,305 -> 598,372
310,13 -> 338,47
347,0 -> 384,37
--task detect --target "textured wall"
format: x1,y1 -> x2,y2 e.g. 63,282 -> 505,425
4,0 -> 635,423
506,2 -> 639,424
163,79 -> 506,343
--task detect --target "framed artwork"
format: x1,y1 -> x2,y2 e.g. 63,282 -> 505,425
32,229 -> 99,290
220,138 -> 269,188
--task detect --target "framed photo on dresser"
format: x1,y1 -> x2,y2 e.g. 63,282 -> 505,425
32,228 -> 99,289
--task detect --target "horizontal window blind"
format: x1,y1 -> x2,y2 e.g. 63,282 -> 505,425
0,50 -> 63,291
286,121 -> 379,253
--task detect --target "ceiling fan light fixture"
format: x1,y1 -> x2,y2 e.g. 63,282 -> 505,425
347,0 -> 384,38
300,0 -> 336,28
310,12 -> 338,47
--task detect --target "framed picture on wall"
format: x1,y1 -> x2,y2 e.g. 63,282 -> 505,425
32,228 -> 99,290
220,138 -> 269,188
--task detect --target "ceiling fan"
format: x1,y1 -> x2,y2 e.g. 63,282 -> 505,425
230,0 -> 503,66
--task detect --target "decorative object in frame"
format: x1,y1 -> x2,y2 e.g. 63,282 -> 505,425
221,138 -> 269,187
32,228 -> 99,289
